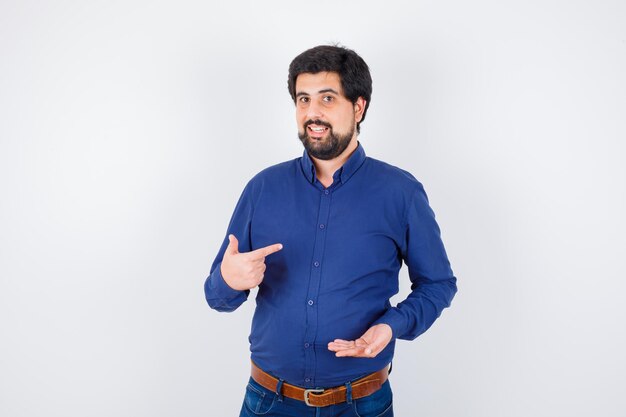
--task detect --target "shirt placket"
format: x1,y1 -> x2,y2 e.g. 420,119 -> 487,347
303,186 -> 333,388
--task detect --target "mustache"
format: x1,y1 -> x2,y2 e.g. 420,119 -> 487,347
304,119 -> 332,129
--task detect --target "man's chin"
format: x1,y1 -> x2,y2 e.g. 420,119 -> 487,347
306,138 -> 328,148
302,131 -> 328,142
305,145 -> 332,157
302,136 -> 328,149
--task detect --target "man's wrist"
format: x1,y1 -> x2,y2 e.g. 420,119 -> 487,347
212,264 -> 244,296
373,310 -> 404,340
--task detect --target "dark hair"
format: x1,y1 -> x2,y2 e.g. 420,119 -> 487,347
288,45 -> 372,133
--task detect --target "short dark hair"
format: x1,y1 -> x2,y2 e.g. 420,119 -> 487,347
287,45 -> 372,133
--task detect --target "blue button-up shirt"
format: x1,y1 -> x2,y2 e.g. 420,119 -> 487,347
204,143 -> 457,388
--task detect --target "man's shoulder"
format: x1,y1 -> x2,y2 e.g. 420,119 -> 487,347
246,157 -> 301,186
364,156 -> 424,192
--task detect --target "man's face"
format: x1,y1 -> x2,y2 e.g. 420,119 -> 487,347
295,71 -> 365,160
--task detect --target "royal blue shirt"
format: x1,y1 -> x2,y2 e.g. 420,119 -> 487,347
204,142 -> 457,388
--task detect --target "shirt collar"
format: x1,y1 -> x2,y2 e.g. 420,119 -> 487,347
300,141 -> 367,185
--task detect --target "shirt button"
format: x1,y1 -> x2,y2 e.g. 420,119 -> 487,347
305,378 -> 311,383
304,343 -> 310,348
319,224 -> 325,229
313,261 -> 320,267
308,299 -> 314,306
324,190 -> 329,195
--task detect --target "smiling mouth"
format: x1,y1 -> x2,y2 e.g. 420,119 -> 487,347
308,125 -> 329,134
305,121 -> 332,139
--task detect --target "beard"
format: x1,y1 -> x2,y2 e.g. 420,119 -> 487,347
298,119 -> 355,161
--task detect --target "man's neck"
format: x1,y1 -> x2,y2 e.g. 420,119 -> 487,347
310,137 -> 359,188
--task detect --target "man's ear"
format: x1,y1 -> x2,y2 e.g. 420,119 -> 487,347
354,97 -> 366,122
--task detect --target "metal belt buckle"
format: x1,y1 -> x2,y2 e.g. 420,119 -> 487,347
304,388 -> 324,406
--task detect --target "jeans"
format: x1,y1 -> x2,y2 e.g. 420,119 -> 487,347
239,376 -> 393,417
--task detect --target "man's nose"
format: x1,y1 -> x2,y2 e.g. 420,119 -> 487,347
306,99 -> 324,120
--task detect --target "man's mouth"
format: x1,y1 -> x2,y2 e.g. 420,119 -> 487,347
305,121 -> 331,138
308,125 -> 329,133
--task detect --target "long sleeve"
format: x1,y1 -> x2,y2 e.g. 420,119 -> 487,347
374,183 -> 457,340
204,181 -> 256,312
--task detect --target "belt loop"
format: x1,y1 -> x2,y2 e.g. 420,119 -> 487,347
275,379 -> 284,402
345,381 -> 353,404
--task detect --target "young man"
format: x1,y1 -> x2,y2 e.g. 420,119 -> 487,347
204,45 -> 457,417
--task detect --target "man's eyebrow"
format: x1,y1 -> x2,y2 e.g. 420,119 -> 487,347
295,88 -> 340,97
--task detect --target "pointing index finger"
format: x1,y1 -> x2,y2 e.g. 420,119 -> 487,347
248,243 -> 283,259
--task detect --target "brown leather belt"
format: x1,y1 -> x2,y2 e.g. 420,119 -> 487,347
250,361 -> 389,407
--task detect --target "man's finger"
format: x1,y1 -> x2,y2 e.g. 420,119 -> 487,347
225,234 -> 239,255
248,243 -> 283,259
334,346 -> 366,358
327,340 -> 354,351
328,343 -> 353,351
329,334 -> 387,357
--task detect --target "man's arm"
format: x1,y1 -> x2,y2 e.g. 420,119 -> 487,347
375,183 -> 457,340
204,181 -> 282,312
328,183 -> 457,357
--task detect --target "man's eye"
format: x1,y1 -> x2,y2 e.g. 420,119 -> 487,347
323,96 -> 334,103
299,97 -> 310,103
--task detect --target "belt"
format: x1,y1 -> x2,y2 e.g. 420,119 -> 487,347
250,361 -> 389,407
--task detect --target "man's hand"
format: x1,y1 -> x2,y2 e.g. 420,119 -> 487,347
327,323 -> 393,358
220,234 -> 283,291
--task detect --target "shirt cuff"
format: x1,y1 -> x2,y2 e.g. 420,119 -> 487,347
206,263 -> 244,300
372,308 -> 408,340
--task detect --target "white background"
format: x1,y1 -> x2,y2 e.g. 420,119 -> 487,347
1,1 -> 625,416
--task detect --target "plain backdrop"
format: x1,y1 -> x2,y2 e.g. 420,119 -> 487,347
1,1 -> 625,416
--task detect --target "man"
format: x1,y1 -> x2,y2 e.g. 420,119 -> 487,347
204,45 -> 457,417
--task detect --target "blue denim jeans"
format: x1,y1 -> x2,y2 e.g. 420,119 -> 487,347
238,376 -> 393,417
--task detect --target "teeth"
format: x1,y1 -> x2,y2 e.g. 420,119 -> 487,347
311,127 -> 325,132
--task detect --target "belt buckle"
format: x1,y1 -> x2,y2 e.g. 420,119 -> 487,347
303,388 -> 324,407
